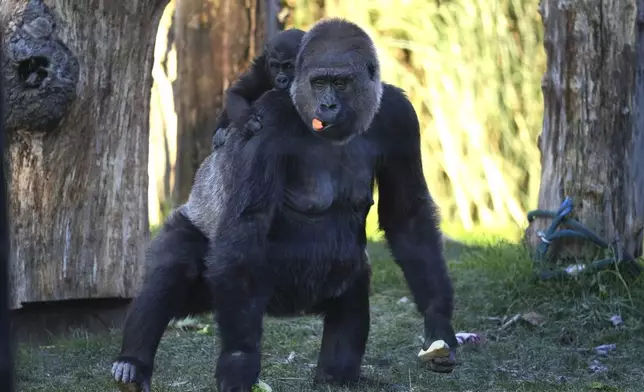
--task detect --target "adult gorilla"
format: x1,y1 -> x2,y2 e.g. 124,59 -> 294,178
112,18 -> 457,392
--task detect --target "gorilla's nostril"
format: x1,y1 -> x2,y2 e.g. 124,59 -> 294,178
17,56 -> 50,88
322,103 -> 339,112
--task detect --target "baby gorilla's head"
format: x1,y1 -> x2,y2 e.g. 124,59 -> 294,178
264,28 -> 306,90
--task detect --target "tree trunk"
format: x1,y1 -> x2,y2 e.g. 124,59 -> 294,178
1,0 -> 168,309
0,27 -> 15,392
525,0 -> 644,260
172,0 -> 270,205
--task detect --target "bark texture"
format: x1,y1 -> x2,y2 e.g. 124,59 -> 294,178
526,0 -> 644,260
1,0 -> 167,309
172,0 -> 270,205
0,27 -> 14,392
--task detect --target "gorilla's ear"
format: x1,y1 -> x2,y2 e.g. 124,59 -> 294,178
263,43 -> 270,53
367,62 -> 377,80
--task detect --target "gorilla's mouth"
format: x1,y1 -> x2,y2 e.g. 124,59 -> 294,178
311,117 -> 334,132
274,76 -> 290,90
309,117 -> 356,145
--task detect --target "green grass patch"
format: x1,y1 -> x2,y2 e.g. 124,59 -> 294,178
15,236 -> 644,392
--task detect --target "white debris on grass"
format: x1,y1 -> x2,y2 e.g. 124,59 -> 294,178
594,343 -> 616,356
610,314 -> 623,327
397,296 -> 410,304
455,332 -> 481,345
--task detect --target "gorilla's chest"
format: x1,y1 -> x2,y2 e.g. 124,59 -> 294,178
266,136 -> 378,315
282,137 -> 377,215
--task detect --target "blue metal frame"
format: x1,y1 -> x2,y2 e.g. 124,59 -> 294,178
527,197 -> 642,280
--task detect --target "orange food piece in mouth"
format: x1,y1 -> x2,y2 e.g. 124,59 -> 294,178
312,118 -> 324,131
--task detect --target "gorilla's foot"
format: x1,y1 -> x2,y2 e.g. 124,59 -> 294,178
216,350 -> 261,392
111,358 -> 151,392
426,350 -> 456,373
418,340 -> 457,373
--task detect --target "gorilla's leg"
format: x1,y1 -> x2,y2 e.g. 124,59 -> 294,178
314,269 -> 371,383
313,269 -> 408,391
207,248 -> 271,392
112,210 -> 208,392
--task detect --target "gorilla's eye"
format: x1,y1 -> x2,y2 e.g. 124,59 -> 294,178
283,62 -> 294,70
333,79 -> 347,91
312,78 -> 326,89
269,61 -> 280,69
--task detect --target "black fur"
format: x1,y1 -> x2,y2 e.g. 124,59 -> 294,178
112,18 -> 456,392
212,28 -> 305,148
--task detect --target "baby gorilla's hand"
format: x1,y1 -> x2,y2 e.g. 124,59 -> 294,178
244,114 -> 263,135
212,127 -> 230,149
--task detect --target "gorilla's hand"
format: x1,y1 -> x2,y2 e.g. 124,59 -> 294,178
419,336 -> 457,373
244,114 -> 262,134
212,113 -> 261,150
212,127 -> 230,149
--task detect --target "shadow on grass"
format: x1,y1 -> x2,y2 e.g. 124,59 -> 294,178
14,237 -> 644,392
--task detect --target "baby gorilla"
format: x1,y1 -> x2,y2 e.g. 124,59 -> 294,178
212,28 -> 305,148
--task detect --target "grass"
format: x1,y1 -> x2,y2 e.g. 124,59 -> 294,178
14,234 -> 644,392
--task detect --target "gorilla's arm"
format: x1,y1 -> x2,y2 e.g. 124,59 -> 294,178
218,54 -> 273,131
375,87 -> 457,366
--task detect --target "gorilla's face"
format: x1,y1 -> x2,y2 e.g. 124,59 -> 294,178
290,20 -> 383,145
265,29 -> 306,91
306,71 -> 357,142
267,58 -> 295,90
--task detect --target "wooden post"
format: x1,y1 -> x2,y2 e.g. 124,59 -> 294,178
172,0 -> 270,205
1,0 -> 168,313
265,0 -> 279,40
525,0 -> 644,260
0,26 -> 15,392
